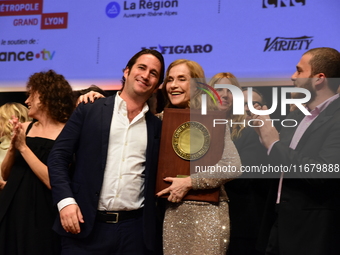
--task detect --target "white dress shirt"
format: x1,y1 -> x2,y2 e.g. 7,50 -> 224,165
98,93 -> 148,211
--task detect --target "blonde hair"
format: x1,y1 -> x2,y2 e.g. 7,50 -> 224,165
209,72 -> 246,140
0,102 -> 31,149
162,59 -> 217,110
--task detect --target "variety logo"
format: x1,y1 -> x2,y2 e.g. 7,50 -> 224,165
263,0 -> 306,8
0,49 -> 56,62
142,44 -> 213,54
264,36 -> 313,52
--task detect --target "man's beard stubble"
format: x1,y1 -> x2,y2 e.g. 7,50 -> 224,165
293,77 -> 316,105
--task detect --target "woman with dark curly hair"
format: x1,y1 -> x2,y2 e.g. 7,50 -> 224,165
0,70 -> 75,255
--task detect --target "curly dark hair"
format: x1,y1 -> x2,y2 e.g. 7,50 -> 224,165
26,70 -> 75,123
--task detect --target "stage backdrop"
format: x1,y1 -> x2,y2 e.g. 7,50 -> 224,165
0,0 -> 339,91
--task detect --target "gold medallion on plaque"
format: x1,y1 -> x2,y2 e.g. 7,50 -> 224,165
172,121 -> 210,160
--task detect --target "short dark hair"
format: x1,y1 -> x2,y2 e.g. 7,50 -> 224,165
121,49 -> 165,90
304,47 -> 340,92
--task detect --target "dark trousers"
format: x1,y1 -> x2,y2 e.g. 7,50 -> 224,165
227,237 -> 258,255
265,217 -> 280,255
61,215 -> 148,255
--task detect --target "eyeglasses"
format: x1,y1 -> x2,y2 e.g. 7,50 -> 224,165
244,101 -> 263,107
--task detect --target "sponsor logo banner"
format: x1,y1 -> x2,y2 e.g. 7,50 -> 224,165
0,0 -> 43,16
142,44 -> 213,54
262,0 -> 305,8
106,0 -> 179,19
41,13 -> 68,29
264,36 -> 313,52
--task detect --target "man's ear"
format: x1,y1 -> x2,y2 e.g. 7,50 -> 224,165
123,67 -> 130,80
315,73 -> 326,84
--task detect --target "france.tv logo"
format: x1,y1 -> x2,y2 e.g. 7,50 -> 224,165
106,2 -> 120,18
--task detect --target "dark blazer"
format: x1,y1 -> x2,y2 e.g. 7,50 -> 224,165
226,127 -> 269,237
268,96 -> 340,255
225,127 -> 272,255
48,95 -> 162,252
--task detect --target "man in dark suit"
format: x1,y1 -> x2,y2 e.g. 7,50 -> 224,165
252,47 -> 340,255
48,49 -> 165,255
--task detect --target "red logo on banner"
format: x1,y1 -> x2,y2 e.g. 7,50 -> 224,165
0,0 -> 43,16
41,13 -> 68,29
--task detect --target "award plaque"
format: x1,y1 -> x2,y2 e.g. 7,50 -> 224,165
156,108 -> 226,202
172,121 -> 210,161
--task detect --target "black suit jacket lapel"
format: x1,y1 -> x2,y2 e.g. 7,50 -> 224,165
101,95 -> 115,170
296,97 -> 340,150
144,111 -> 157,186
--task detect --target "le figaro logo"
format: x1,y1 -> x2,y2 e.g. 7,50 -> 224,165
106,0 -> 178,19
142,44 -> 213,54
0,48 -> 56,62
262,0 -> 305,8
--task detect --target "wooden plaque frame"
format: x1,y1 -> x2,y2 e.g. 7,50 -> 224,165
156,108 -> 226,202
